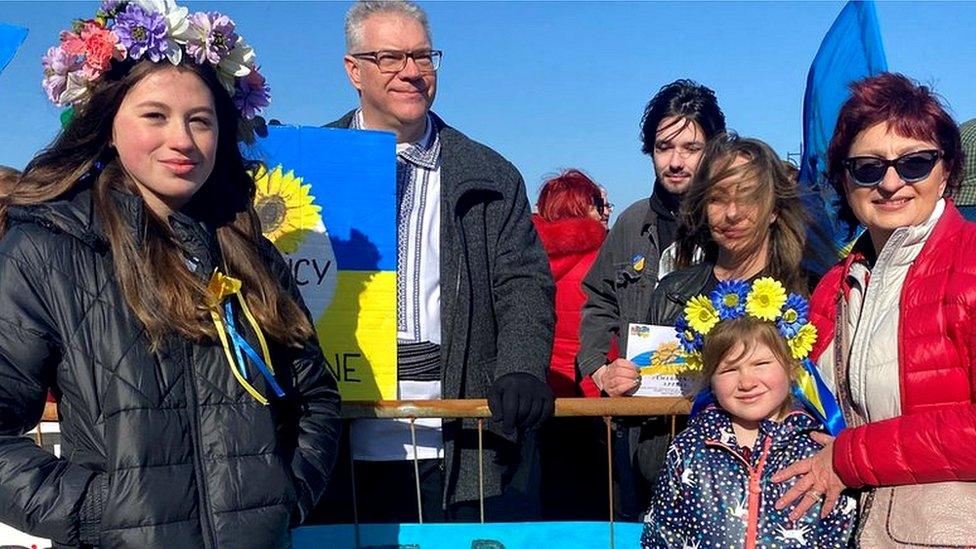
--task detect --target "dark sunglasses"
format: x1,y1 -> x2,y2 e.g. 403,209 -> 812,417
843,149 -> 942,187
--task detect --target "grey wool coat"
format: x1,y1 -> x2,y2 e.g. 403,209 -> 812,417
328,111 -> 556,505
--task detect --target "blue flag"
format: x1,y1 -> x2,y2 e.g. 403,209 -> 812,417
0,23 -> 28,76
799,1 -> 887,270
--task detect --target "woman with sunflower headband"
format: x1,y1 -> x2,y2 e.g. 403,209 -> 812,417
641,278 -> 854,548
0,2 -> 340,547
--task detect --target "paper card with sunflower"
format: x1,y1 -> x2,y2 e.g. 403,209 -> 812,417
249,126 -> 398,400
626,323 -> 700,397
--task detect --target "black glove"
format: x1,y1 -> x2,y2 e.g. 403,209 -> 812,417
488,372 -> 554,435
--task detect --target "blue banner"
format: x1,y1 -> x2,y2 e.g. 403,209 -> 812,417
799,1 -> 887,268
0,23 -> 28,75
293,521 -> 644,549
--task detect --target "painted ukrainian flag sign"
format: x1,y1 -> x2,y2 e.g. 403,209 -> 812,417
250,126 -> 397,400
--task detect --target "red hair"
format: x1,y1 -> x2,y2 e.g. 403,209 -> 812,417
537,169 -> 601,221
827,73 -> 964,226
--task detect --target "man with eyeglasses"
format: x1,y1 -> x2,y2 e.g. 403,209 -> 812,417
577,80 -> 726,520
325,0 -> 555,523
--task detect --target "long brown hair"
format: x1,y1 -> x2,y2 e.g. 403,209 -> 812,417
675,133 -> 809,294
1,60 -> 313,347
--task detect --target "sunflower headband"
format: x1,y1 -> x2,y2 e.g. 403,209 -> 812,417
42,0 -> 270,119
675,277 -> 817,367
676,277 -> 845,435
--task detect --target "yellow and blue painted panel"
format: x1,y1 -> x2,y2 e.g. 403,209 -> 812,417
249,126 -> 397,399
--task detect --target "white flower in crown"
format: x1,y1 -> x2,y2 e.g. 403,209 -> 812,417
217,39 -> 255,94
132,0 -> 189,64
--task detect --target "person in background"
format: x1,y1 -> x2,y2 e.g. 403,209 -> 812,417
0,2 -> 341,546
532,169 -> 609,520
325,0 -> 555,523
607,134 -> 811,516
954,118 -> 976,221
778,73 -> 976,547
577,79 -> 726,521
596,184 -> 613,228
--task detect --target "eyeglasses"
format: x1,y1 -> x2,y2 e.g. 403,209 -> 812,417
843,149 -> 943,187
350,49 -> 443,74
593,196 -> 614,213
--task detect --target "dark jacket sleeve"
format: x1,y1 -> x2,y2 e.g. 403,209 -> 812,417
577,220 -> 627,377
259,239 -> 342,525
491,171 -> 556,382
0,230 -> 97,546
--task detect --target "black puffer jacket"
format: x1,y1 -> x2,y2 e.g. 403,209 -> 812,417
0,187 -> 341,548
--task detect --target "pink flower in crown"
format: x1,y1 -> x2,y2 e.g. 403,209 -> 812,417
41,45 -> 84,104
60,21 -> 122,79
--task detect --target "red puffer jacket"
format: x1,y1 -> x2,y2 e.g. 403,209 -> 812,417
532,215 -> 606,398
809,202 -> 976,488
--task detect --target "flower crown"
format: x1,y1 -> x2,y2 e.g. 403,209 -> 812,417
674,277 -> 818,369
42,0 -> 270,119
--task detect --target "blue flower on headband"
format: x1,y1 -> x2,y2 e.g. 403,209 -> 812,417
674,315 -> 703,354
710,279 -> 749,320
777,293 -> 809,339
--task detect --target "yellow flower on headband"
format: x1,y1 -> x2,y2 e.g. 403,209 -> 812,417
685,295 -> 720,335
788,323 -> 818,359
745,277 -> 788,321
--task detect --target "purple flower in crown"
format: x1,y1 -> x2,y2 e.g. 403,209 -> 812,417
42,46 -> 84,104
185,11 -> 239,65
233,68 -> 270,119
114,3 -> 169,62
99,0 -> 124,15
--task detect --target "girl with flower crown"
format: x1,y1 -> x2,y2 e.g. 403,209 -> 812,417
0,2 -> 339,547
596,134 -> 813,515
641,278 -> 855,548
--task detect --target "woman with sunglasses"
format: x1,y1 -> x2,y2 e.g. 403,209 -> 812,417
773,73 -> 976,546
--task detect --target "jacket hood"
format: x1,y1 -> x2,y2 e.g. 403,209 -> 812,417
532,215 -> 606,279
5,184 -> 121,252
532,215 -> 605,256
6,185 -> 219,275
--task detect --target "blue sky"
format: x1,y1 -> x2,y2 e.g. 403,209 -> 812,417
2,1 -> 975,217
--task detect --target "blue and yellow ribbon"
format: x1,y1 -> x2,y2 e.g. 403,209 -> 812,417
207,270 -> 284,405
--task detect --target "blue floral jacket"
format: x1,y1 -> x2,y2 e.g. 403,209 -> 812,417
641,406 -> 856,548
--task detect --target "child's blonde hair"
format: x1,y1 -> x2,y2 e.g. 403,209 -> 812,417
699,316 -> 799,417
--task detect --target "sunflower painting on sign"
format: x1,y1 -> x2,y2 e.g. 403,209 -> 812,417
627,324 -> 698,397
248,125 -> 397,399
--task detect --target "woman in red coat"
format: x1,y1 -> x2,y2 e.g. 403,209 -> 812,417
773,73 -> 976,546
532,169 -> 609,519
533,169 -> 609,398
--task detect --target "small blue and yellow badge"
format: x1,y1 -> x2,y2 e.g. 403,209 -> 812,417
631,253 -> 645,272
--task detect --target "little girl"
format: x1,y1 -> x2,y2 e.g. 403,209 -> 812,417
641,278 -> 855,548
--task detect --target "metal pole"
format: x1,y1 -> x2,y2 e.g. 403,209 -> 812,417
409,417 -> 423,524
477,418 -> 485,523
605,416 -> 614,549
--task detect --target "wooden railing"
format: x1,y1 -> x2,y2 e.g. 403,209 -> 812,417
36,397 -> 691,548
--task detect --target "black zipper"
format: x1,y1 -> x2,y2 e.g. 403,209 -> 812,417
181,340 -> 218,548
